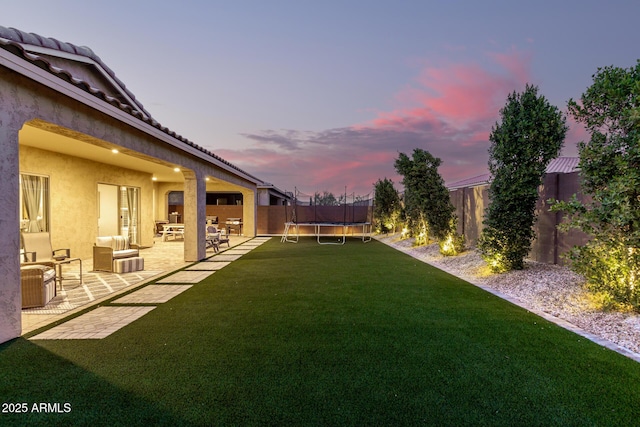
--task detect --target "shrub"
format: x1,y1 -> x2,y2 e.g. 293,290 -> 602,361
394,148 -> 458,247
373,178 -> 402,233
550,61 -> 640,308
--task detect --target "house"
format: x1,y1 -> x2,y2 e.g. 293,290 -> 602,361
447,157 -> 590,264
0,26 -> 270,343
257,182 -> 291,206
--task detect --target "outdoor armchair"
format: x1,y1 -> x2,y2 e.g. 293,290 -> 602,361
93,235 -> 140,272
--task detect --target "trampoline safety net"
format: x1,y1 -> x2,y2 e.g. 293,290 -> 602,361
281,188 -> 374,245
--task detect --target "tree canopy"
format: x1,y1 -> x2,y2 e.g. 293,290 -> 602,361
552,62 -> 640,307
479,84 -> 567,272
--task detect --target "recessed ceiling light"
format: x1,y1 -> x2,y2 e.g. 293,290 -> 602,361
152,176 -> 158,181
111,149 -> 119,154
173,167 -> 180,172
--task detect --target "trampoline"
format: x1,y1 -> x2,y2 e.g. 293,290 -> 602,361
281,188 -> 374,245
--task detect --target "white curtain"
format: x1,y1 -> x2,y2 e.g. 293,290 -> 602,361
21,175 -> 48,232
126,187 -> 139,244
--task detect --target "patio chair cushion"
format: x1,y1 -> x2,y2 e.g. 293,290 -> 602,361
112,248 -> 140,259
113,257 -> 144,273
97,235 -> 132,250
21,265 -> 56,282
112,235 -> 130,251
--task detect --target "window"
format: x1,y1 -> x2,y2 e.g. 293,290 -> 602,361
20,174 -> 50,232
206,192 -> 243,205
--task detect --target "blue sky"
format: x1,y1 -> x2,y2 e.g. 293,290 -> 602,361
4,1 -> 639,195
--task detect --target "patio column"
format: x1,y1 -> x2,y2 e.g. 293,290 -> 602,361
0,124 -> 21,343
183,169 -> 206,262
242,189 -> 257,237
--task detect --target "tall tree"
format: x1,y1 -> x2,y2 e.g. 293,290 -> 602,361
479,84 -> 567,272
551,62 -> 640,307
373,178 -> 402,233
394,148 -> 455,245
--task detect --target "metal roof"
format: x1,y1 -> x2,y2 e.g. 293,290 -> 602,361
446,173 -> 491,190
545,156 -> 580,174
447,157 -> 580,190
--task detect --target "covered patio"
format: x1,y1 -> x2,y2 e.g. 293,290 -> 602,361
21,234 -> 251,335
1,26 -> 263,343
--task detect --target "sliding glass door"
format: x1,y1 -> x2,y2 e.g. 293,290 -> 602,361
98,183 -> 140,243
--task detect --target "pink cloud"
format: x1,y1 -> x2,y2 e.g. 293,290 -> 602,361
217,48 -> 537,195
369,50 -> 531,130
488,48 -> 532,85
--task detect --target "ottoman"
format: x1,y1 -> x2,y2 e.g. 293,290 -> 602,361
113,257 -> 144,273
21,265 -> 57,308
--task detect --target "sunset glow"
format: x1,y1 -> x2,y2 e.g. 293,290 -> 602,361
5,1 -> 636,195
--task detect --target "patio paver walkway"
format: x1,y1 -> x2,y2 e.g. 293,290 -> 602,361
112,285 -> 192,304
207,254 -> 243,262
185,261 -> 232,271
156,271 -> 215,283
30,306 -> 155,340
222,248 -> 253,255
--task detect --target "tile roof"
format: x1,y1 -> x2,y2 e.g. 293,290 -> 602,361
0,26 -> 260,182
447,156 -> 580,189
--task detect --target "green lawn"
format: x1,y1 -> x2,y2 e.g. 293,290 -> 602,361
2,237 -> 640,426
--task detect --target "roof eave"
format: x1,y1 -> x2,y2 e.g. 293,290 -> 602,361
0,47 -> 261,185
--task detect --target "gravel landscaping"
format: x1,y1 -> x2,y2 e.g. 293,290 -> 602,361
376,234 -> 640,359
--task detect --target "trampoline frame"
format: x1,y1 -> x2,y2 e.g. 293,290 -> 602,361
281,221 -> 372,245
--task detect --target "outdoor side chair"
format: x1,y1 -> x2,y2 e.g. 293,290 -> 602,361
21,232 -> 82,288
218,228 -> 230,247
206,226 -> 220,253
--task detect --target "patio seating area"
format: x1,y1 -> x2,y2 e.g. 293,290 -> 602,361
21,234 -> 250,335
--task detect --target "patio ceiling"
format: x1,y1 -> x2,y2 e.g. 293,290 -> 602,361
19,124 -> 185,182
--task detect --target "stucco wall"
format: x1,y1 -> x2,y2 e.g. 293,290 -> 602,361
20,145 -> 156,259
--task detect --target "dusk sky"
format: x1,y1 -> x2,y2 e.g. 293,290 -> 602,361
4,1 -> 639,196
